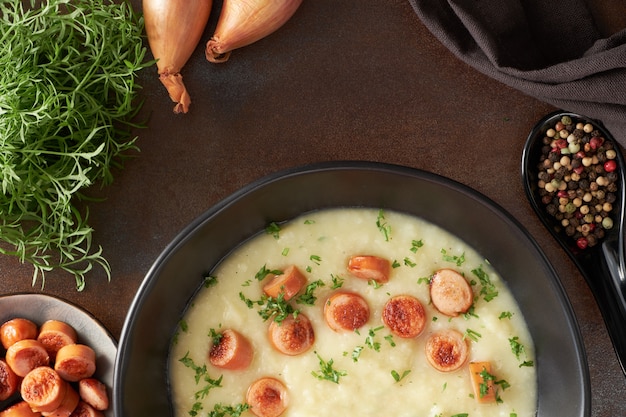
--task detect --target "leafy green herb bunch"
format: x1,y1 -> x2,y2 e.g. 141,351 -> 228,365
0,0 -> 151,290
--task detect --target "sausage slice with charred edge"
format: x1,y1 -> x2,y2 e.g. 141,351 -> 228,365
263,265 -> 307,301
268,314 -> 314,356
425,329 -> 469,372
77,378 -> 109,411
382,295 -> 427,338
45,384 -> 79,417
37,321 -> 78,361
20,366 -> 68,413
1,319 -> 38,350
429,269 -> 474,317
324,292 -> 370,332
6,339 -> 50,377
0,359 -> 19,401
0,401 -> 41,417
69,401 -> 104,417
347,255 -> 391,284
209,329 -> 254,371
54,344 -> 96,382
246,377 -> 288,417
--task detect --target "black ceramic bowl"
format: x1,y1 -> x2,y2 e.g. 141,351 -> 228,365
113,161 -> 590,416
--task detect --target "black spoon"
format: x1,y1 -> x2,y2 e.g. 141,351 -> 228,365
521,110 -> 626,376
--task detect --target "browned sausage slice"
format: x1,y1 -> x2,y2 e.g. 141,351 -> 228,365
268,314 -> 314,356
208,329 -> 254,370
37,321 -> 78,361
246,377 -> 288,417
68,401 -> 104,417
44,384 -> 79,417
20,366 -> 68,413
425,329 -> 469,372
323,292 -> 370,332
382,295 -> 427,338
1,319 -> 38,350
0,359 -> 19,401
6,339 -> 50,377
429,269 -> 474,317
347,255 -> 391,284
263,265 -> 307,301
54,344 -> 96,382
77,378 -> 109,411
0,401 -> 41,417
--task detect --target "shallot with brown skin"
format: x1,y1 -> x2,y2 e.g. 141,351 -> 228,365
143,0 -> 212,113
206,0 -> 303,63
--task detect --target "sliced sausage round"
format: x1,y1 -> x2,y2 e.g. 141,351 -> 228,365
430,269 -> 473,317
425,329 -> 469,372
324,292 -> 370,332
268,314 -> 314,356
382,295 -> 427,338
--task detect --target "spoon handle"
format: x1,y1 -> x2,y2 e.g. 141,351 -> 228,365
575,239 -> 626,375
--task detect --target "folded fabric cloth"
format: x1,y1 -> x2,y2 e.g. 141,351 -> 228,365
408,0 -> 626,144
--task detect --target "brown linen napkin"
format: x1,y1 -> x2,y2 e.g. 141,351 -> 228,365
408,0 -> 626,144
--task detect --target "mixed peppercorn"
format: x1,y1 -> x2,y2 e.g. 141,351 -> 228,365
536,115 -> 620,250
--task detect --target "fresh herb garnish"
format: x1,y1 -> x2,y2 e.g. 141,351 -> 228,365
441,248 -> 466,266
204,275 -> 218,288
209,328 -> 223,345
463,305 -> 479,319
265,222 -> 281,239
417,276 -> 430,285
509,336 -> 534,367
403,257 -> 416,267
365,326 -> 385,351
179,351 -> 223,413
296,279 -> 325,305
330,274 -> 344,289
207,403 -> 250,417
499,311 -> 513,320
376,209 -> 391,241
391,369 -> 411,382
509,336 -> 525,360
312,351 -> 346,383
410,239 -> 424,253
464,328 -> 482,342
254,264 -> 282,281
239,291 -> 298,323
478,367 -> 509,403
346,345 -> 364,362
472,265 -> 499,301
0,0 -> 150,290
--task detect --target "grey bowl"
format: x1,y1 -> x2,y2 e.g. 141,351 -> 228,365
113,161 -> 590,417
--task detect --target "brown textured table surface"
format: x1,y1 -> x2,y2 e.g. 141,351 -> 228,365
1,1 -> 625,415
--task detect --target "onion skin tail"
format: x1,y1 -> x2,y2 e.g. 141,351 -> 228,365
206,0 -> 303,63
159,72 -> 191,114
143,0 -> 212,113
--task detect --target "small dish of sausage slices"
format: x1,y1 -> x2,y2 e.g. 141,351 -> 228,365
0,293 -> 116,417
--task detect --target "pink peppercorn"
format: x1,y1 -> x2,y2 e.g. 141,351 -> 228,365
576,237 -> 588,250
589,136 -> 604,149
604,160 -> 617,173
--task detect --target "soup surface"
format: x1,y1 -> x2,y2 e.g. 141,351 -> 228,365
169,208 -> 537,417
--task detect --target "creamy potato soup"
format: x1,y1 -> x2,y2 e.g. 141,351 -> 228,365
169,208 -> 537,417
